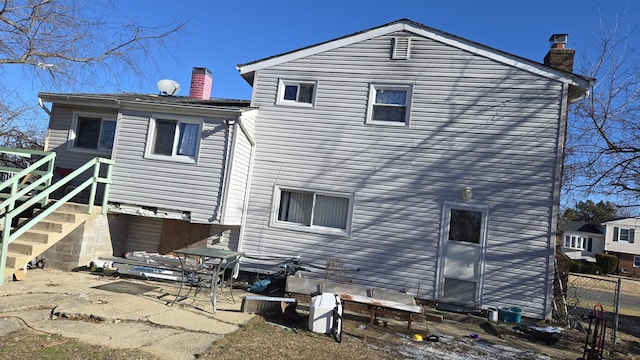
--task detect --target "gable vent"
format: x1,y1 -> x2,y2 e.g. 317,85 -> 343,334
392,37 -> 411,60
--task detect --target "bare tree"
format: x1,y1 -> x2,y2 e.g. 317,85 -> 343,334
565,15 -> 640,209
0,0 -> 186,155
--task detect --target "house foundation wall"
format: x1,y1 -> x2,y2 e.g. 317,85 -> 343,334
614,252 -> 640,279
43,213 -> 129,270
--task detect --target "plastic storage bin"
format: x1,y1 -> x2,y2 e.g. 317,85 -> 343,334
308,293 -> 342,334
498,306 -> 522,324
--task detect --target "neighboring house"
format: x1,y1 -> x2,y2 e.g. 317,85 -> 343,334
603,217 -> 640,278
38,19 -> 592,320
39,68 -> 256,255
558,221 -> 605,262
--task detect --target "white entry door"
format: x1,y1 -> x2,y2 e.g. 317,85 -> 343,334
438,203 -> 488,305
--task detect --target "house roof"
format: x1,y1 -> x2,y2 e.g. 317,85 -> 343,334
602,217 -> 640,226
559,221 -> 604,235
38,93 -> 253,113
237,18 -> 593,92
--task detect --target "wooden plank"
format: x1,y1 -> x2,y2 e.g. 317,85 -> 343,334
337,293 -> 422,314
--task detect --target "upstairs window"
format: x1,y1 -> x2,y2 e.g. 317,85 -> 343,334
70,115 -> 116,152
146,115 -> 202,162
613,227 -> 635,243
277,80 -> 316,107
274,187 -> 352,235
366,84 -> 412,125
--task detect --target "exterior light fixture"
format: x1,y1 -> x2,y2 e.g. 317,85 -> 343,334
463,187 -> 472,201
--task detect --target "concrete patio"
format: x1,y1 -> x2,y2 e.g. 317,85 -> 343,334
0,268 -> 255,360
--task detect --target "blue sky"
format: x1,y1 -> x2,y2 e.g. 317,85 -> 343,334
110,0 -> 638,100
4,0 -> 636,208
7,0 -> 638,106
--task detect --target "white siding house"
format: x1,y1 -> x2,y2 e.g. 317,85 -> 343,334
559,222 -> 605,262
39,19 -> 591,320
236,19 -> 591,319
603,217 -> 640,278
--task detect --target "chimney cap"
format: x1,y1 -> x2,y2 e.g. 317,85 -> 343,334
549,34 -> 569,48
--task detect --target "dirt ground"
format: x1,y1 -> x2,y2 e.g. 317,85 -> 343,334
201,306 -> 640,360
3,309 -> 638,360
1,270 -> 639,359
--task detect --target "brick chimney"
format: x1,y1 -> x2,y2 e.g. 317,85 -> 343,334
189,67 -> 212,99
544,34 -> 575,73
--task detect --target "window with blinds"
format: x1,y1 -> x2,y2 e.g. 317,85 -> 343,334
275,188 -> 352,234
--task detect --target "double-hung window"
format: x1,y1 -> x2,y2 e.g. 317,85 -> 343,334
274,187 -> 352,234
70,115 -> 116,152
147,115 -> 202,162
277,80 -> 316,107
366,83 -> 412,125
612,227 -> 635,243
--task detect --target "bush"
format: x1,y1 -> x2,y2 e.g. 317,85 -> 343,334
595,253 -> 618,274
569,260 -> 601,274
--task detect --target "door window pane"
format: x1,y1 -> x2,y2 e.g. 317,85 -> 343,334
448,209 -> 482,243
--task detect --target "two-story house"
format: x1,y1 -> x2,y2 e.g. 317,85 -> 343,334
234,19 -> 590,320
37,19 -> 591,320
603,217 -> 640,278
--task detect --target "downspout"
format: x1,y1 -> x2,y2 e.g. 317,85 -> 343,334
218,119 -> 239,224
233,114 -> 256,277
545,82 -> 570,320
38,97 -> 52,151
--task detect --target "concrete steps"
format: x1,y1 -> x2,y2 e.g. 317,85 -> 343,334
3,202 -> 94,281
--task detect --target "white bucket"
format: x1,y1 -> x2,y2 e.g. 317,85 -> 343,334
487,307 -> 498,322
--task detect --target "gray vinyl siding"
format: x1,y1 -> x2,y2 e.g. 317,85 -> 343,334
108,108 -> 230,224
241,31 -> 563,318
221,113 -> 256,224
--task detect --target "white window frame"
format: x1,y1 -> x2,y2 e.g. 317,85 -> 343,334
144,114 -> 203,163
366,83 -> 413,126
613,226 -> 635,243
270,185 -> 354,236
68,112 -> 117,154
634,255 -> 640,268
563,234 -> 586,250
276,79 -> 317,107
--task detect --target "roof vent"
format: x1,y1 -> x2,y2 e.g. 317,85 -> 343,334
392,37 -> 411,60
157,79 -> 180,96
